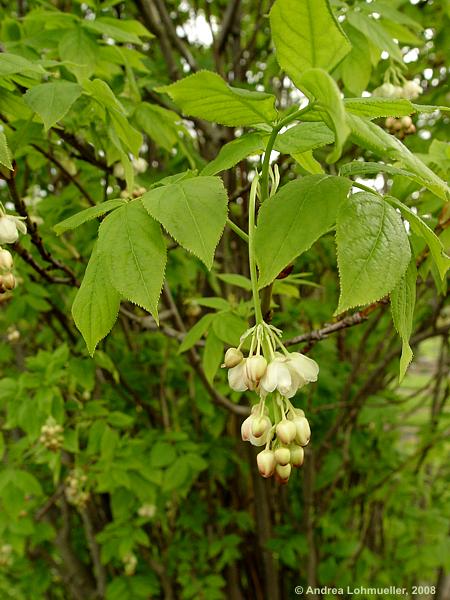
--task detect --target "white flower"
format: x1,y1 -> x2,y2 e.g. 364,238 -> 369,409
286,352 -> 319,391
133,157 -> 148,174
260,356 -> 293,396
241,413 -> 272,446
257,449 -> 276,478
0,214 -> 26,244
245,355 -> 267,388
0,248 -> 13,270
290,444 -> 304,467
228,359 -> 249,392
402,80 -> 422,100
274,447 -> 290,466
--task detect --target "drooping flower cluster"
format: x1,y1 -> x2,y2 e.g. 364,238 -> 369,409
39,417 -> 64,452
65,469 -> 89,509
223,321 -> 318,483
385,116 -> 416,140
373,80 -> 422,100
0,206 -> 27,245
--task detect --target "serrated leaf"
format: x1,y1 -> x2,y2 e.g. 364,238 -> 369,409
84,17 -> 152,45
24,81 -> 83,130
142,176 -> 228,269
0,131 -> 12,170
54,199 -> 126,235
391,259 -> 416,382
270,0 -> 351,82
98,200 -> 166,321
340,161 -> 426,189
134,102 -> 179,152
157,71 -> 277,127
336,192 -> 411,313
344,97 -> 414,119
292,149 -> 324,174
347,114 -> 450,201
59,26 -> 98,77
296,68 -> 350,162
178,313 -> 215,354
386,196 -> 450,280
0,53 -> 45,77
216,273 -> 252,291
201,133 -> 264,176
275,121 -> 334,155
255,175 -> 351,288
72,243 -> 121,356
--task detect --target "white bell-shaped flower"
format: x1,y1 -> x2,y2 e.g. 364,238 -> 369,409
0,214 -> 26,245
228,359 -> 249,392
260,356 -> 292,396
257,449 -> 276,478
402,80 -> 422,100
286,352 -> 319,393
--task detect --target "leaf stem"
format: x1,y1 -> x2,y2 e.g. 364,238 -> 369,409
227,218 -> 249,242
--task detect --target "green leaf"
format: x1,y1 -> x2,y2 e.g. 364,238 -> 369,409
59,26 -> 97,77
275,121 -> 334,155
134,103 -> 180,152
212,313 -> 248,347
98,200 -> 166,321
296,68 -> 350,162
201,133 -> 264,176
347,114 -> 450,201
84,17 -> 152,45
157,71 -> 277,127
340,161 -> 429,191
390,259 -> 416,382
54,199 -> 126,235
202,330 -> 224,384
340,26 -> 371,96
216,273 -> 252,291
344,98 -> 414,119
178,313 -> 215,354
0,53 -> 45,77
336,192 -> 411,313
142,176 -> 228,269
386,196 -> 450,280
24,81 -> 83,130
108,109 -> 143,157
0,131 -> 12,170
255,175 -> 351,288
163,456 -> 190,492
347,11 -> 402,64
72,243 -> 121,356
292,150 -> 324,174
270,0 -> 351,81
150,442 -> 177,468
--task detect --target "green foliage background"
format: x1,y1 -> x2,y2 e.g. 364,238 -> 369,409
0,0 -> 449,599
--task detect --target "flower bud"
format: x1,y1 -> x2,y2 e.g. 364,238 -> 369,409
385,117 -> 396,128
274,447 -> 290,466
294,417 -> 311,446
402,80 -> 422,100
276,420 -> 296,445
241,415 -> 253,441
401,116 -> 412,128
0,248 -> 13,271
290,444 -> 305,467
275,463 -> 291,482
251,415 -> 271,438
257,449 -> 276,478
1,273 -> 15,290
223,347 -> 243,368
245,355 -> 267,384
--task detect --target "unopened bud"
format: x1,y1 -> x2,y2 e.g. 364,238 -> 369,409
276,463 -> 291,482
1,273 -> 15,290
251,415 -> 271,438
0,248 -> 13,270
274,447 -> 291,466
276,420 -> 297,445
290,444 -> 305,467
401,116 -> 412,128
241,415 -> 253,441
294,417 -> 311,446
222,347 -> 243,368
245,355 -> 267,383
385,117 -> 396,128
257,449 -> 276,478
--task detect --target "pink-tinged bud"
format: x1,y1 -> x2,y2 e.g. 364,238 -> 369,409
245,355 -> 267,384
257,449 -> 276,478
294,417 -> 311,446
1,273 -> 15,291
290,444 -> 304,467
275,463 -> 291,483
241,415 -> 253,441
401,116 -> 412,128
223,347 -> 243,368
251,415 -> 271,438
274,447 -> 290,466
0,249 -> 13,271
276,420 -> 296,445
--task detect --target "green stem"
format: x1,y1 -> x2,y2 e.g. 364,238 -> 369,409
248,176 -> 263,325
226,218 -> 249,242
260,126 -> 280,201
352,180 -> 383,196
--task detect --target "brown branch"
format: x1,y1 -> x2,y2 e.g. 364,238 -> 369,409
80,507 -> 107,598
12,242 -> 75,286
152,0 -> 198,72
216,0 -> 241,54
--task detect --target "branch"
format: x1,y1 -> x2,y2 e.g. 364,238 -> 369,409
13,242 -> 75,286
152,0 -> 198,72
216,0 -> 241,54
